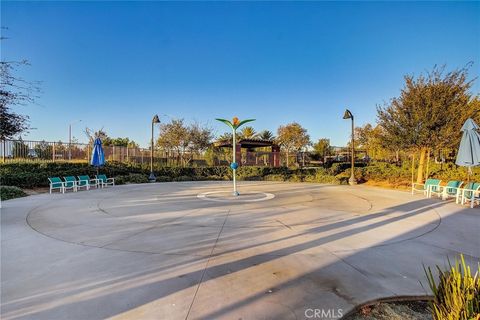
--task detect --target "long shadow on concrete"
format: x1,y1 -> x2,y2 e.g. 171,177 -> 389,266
1,182 -> 477,319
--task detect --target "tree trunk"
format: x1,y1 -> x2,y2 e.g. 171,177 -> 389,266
416,147 -> 427,184
425,149 -> 431,179
286,150 -> 289,167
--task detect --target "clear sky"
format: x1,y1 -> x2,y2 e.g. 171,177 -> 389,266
2,1 -> 479,147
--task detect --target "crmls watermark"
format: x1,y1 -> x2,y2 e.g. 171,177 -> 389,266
304,308 -> 343,319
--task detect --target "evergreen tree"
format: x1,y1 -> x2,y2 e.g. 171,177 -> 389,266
276,122 -> 310,167
377,64 -> 478,183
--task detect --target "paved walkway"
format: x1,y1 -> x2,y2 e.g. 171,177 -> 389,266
1,182 -> 479,320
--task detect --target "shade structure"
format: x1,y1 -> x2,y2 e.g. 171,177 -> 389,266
455,118 -> 480,172
90,138 -> 105,167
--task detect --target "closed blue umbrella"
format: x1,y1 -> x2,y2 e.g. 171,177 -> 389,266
455,118 -> 480,177
91,138 -> 105,170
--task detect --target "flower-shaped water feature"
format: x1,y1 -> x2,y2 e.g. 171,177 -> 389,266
216,117 -> 255,196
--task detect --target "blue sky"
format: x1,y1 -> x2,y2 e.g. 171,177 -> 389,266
2,1 -> 479,147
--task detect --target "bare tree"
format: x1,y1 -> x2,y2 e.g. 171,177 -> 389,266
0,28 -> 41,139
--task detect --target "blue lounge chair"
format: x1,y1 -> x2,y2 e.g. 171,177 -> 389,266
412,178 -> 441,197
48,177 -> 65,194
77,175 -> 100,190
430,180 -> 463,201
460,182 -> 480,208
63,176 -> 78,192
96,174 -> 115,188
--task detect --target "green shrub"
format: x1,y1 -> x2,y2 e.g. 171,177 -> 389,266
335,172 -> 351,184
424,254 -> 480,320
0,186 -> 28,201
126,173 -> 149,184
113,173 -> 149,185
288,174 -> 304,182
206,175 -> 227,181
175,175 -> 195,182
304,168 -> 340,184
0,162 -> 299,188
329,162 -> 367,175
0,161 -> 147,188
264,174 -> 287,182
7,161 -> 474,189
156,175 -> 173,182
114,176 -> 128,185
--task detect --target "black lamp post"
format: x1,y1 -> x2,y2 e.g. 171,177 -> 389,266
343,109 -> 357,185
149,114 -> 160,182
68,120 -> 82,160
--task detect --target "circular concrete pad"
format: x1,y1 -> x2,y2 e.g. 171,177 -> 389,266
25,183 -> 441,254
2,181 -> 479,320
197,191 -> 275,202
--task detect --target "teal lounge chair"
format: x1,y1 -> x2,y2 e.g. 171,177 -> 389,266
63,176 -> 78,192
412,178 -> 441,197
96,174 -> 115,188
48,177 -> 65,194
460,182 -> 480,208
430,180 -> 463,201
77,175 -> 99,190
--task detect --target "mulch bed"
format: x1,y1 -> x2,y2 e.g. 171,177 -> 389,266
343,300 -> 432,320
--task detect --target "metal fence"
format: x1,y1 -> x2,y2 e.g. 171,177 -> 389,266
1,140 -> 91,162
0,139 -> 295,167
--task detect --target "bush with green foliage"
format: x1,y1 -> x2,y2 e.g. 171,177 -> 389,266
0,162 -> 300,188
127,173 -> 149,184
156,175 -> 173,182
175,175 -> 195,182
0,186 -> 28,201
0,161 -> 146,188
113,173 -> 149,185
304,168 -> 341,184
2,160 -> 478,189
424,255 -> 480,320
263,174 -> 287,182
358,161 -> 480,188
114,176 -> 127,185
329,162 -> 367,175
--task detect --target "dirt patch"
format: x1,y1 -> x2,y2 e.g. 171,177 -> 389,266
363,180 -> 411,191
23,187 -> 49,195
343,301 -> 431,320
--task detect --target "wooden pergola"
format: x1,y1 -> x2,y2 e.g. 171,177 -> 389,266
213,138 -> 281,167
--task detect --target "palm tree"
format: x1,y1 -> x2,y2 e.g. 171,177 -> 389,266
258,130 -> 275,141
239,126 -> 257,139
218,132 -> 233,141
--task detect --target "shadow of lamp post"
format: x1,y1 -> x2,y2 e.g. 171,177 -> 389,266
343,109 -> 357,185
216,117 -> 255,196
149,114 -> 161,182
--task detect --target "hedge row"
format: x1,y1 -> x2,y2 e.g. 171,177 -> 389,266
2,161 -> 477,189
0,162 -> 344,188
358,161 -> 480,187
1,162 -> 145,188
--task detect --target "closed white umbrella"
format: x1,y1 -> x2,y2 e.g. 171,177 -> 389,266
455,118 -> 480,181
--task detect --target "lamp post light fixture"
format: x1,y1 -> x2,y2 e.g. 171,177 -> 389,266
343,109 -> 357,185
149,114 -> 161,182
68,120 -> 82,160
216,117 -> 255,196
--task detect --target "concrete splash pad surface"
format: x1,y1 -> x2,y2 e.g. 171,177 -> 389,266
197,191 -> 275,202
1,181 -> 479,320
